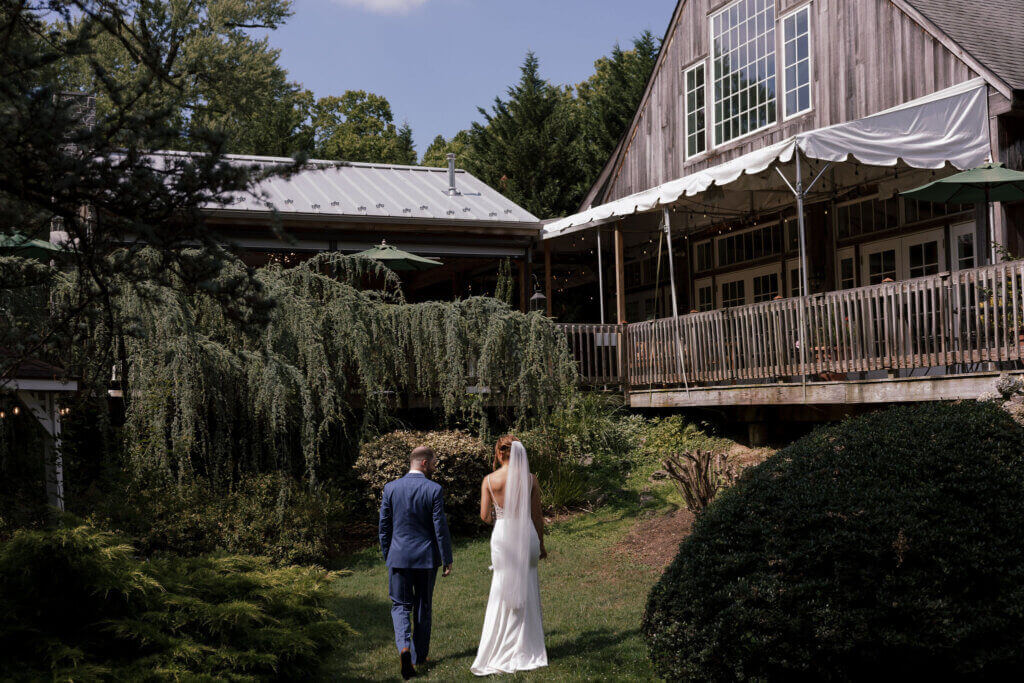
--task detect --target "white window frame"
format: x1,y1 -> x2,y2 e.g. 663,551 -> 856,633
860,229 -> 945,284
683,60 -> 709,159
949,221 -> 977,271
708,0 -> 779,149
780,3 -> 813,120
719,263 -> 782,307
786,257 -> 804,297
694,238 -> 714,273
836,246 -> 856,290
695,277 -> 714,312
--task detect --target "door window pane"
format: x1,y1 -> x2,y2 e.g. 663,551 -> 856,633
908,241 -> 939,278
868,249 -> 897,284
957,233 -> 975,270
722,280 -> 746,307
839,257 -> 855,289
697,285 -> 714,311
752,273 -> 779,302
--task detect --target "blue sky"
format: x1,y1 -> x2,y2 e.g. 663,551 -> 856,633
267,0 -> 676,160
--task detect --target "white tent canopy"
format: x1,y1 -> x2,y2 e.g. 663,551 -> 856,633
544,78 -> 991,237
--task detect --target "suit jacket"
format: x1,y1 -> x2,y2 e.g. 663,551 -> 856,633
379,472 -> 454,569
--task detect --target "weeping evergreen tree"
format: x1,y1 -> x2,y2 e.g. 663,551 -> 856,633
62,251 -> 577,489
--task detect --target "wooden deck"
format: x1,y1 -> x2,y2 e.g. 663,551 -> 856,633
559,262 -> 1024,407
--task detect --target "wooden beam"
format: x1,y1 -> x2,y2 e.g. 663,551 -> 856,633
518,259 -> 528,313
614,224 -> 627,323
543,241 -> 552,316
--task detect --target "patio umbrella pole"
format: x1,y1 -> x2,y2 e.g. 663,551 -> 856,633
664,208 -> 690,395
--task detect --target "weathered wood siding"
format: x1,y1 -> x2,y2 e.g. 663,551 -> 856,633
604,0 -> 983,203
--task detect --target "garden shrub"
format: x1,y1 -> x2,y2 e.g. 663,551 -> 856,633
0,523 -> 350,680
519,393 -> 645,509
356,430 -> 490,530
96,474 -> 351,566
643,402 -> 1024,681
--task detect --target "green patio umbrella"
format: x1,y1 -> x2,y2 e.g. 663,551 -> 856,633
0,231 -> 63,261
902,163 -> 1024,263
353,240 -> 442,272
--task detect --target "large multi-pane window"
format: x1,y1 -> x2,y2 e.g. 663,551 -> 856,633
837,196 -> 900,239
685,63 -> 707,156
782,6 -> 811,117
717,224 -> 782,268
710,0 -> 777,146
695,240 -> 713,272
697,285 -> 714,311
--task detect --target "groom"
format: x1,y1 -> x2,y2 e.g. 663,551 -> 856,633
379,446 -> 454,680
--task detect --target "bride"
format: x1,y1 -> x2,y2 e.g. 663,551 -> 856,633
470,436 -> 548,676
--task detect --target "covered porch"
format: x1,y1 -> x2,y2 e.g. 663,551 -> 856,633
543,79 -> 1023,407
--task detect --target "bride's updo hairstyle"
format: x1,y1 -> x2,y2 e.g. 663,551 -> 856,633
494,434 -> 517,470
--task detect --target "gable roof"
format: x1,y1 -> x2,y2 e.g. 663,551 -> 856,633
903,0 -> 1024,90
578,0 -> 1023,212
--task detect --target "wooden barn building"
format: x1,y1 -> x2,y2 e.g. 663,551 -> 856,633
542,0 -> 1024,430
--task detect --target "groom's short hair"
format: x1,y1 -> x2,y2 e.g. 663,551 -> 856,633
410,446 -> 435,464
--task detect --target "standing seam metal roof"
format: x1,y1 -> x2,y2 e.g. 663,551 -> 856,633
157,152 -> 540,225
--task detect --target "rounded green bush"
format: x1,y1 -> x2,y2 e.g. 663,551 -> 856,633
643,401 -> 1024,681
356,430 -> 490,530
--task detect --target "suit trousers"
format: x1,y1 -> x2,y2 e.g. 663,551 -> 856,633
388,567 -> 438,663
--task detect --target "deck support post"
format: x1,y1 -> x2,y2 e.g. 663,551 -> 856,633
663,208 -> 690,395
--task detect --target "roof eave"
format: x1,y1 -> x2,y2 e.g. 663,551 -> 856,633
202,208 -> 543,235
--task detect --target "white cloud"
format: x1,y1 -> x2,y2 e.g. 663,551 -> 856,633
333,0 -> 430,14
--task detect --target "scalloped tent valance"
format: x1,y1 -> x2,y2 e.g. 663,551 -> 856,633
544,78 -> 991,237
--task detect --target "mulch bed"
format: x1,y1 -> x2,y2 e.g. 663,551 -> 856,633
615,508 -> 695,571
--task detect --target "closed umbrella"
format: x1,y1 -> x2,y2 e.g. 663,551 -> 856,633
0,231 -> 63,261
353,240 -> 442,272
902,162 -> 1024,264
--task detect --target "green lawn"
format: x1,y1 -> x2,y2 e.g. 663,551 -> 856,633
325,504 -> 663,681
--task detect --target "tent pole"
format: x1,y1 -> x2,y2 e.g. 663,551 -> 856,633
796,153 -> 809,400
597,229 -> 606,325
664,208 -> 690,395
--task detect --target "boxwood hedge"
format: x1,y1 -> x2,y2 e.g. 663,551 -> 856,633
643,401 -> 1024,681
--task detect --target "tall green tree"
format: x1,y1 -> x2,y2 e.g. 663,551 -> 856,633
574,31 -> 661,201
467,53 -> 581,219
54,0 -> 312,157
308,91 -> 416,164
420,130 -> 471,168
1,0 -> 284,387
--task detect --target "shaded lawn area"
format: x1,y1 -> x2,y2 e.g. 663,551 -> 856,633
325,505 -> 663,681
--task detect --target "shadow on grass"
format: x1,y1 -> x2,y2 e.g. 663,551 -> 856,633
324,593 -> 395,680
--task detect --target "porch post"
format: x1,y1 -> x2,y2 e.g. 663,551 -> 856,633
663,208 -> 691,394
543,240 -> 553,316
614,223 -> 627,324
596,229 -> 606,324
518,258 -> 528,313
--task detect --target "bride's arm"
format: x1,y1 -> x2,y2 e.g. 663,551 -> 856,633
531,475 -> 546,559
480,476 -> 494,525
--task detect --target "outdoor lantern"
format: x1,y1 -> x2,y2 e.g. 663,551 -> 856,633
530,275 -> 546,313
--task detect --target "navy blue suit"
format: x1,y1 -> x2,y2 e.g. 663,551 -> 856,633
379,471 -> 453,663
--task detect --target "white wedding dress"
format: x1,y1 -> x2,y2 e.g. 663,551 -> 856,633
471,443 -> 548,676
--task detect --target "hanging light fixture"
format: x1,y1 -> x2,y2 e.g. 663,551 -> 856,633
529,274 -> 546,313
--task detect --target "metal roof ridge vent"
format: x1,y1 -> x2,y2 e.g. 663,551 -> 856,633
446,153 -> 460,196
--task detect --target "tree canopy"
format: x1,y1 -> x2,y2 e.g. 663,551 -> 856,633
307,91 -> 417,165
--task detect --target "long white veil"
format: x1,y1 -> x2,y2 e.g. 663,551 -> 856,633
498,440 -> 534,609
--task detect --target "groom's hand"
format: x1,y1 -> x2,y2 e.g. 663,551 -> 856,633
443,563 -> 453,577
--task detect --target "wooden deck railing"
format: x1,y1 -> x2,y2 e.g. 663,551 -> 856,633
558,261 -> 1024,389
